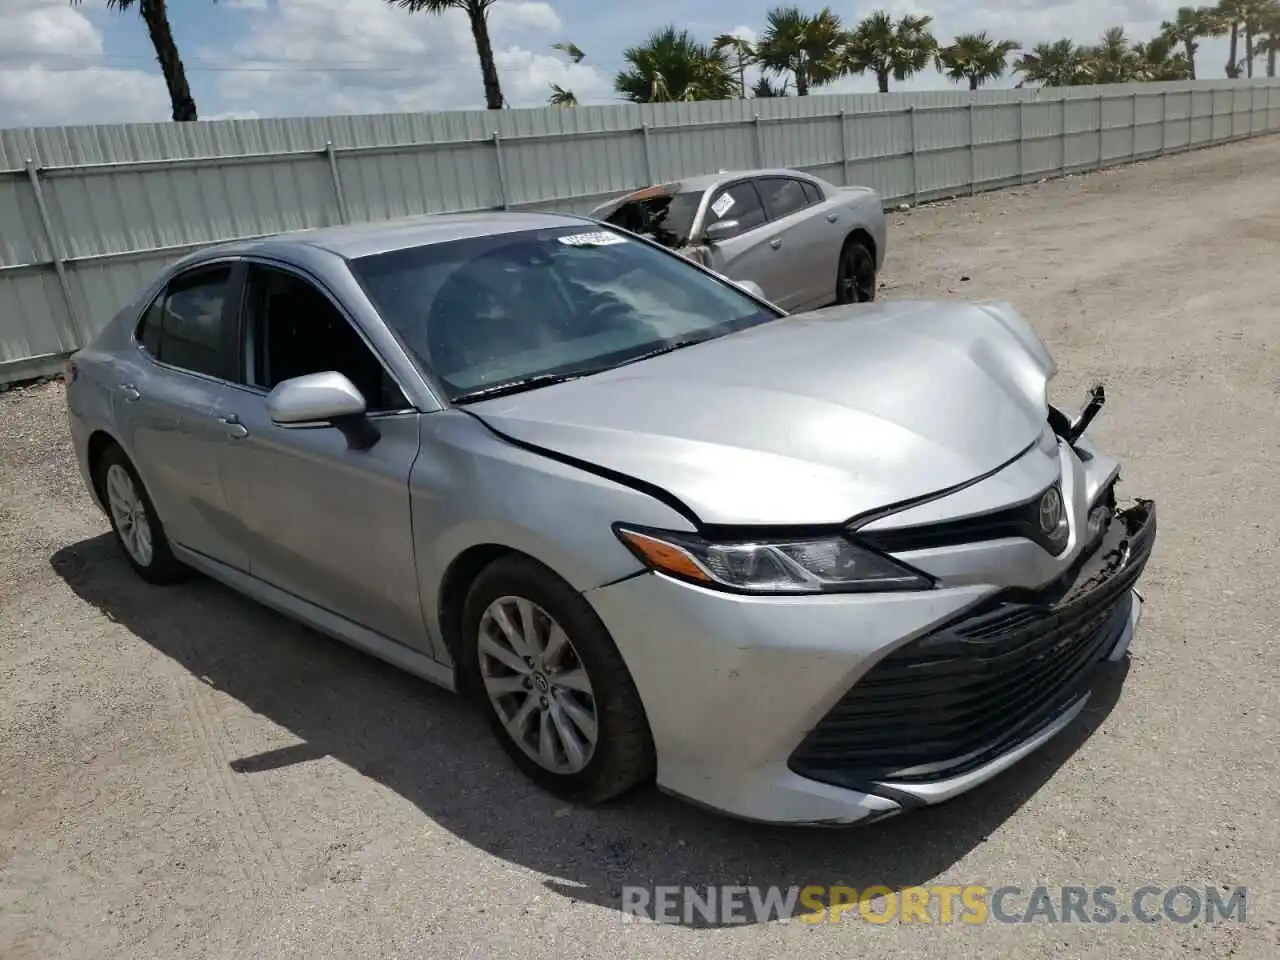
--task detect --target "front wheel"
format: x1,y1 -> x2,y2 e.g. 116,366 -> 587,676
460,556 -> 655,803
836,241 -> 877,304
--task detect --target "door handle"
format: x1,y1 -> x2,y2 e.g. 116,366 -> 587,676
117,383 -> 140,402
218,414 -> 249,439
769,238 -> 783,250
826,213 -> 839,223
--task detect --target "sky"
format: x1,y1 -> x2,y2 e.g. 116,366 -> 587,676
0,0 -> 1245,129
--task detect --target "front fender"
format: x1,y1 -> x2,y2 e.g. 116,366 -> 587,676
410,410 -> 696,661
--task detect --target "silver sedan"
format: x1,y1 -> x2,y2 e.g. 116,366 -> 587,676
64,212 -> 1156,825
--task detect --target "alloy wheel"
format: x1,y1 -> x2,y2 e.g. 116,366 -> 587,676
105,463 -> 154,567
477,596 -> 599,775
838,245 -> 877,304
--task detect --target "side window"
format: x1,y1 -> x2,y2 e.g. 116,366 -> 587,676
757,177 -> 812,221
799,180 -> 822,205
705,181 -> 767,234
239,265 -> 408,413
135,295 -> 164,357
136,266 -> 233,378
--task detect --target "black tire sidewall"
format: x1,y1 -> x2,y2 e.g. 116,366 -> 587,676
839,242 -> 876,304
459,556 -> 653,802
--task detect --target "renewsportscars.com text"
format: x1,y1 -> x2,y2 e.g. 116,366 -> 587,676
620,884 -> 1248,926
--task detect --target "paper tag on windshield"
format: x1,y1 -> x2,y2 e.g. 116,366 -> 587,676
711,193 -> 735,218
557,231 -> 626,247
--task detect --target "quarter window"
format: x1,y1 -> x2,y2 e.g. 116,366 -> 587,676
757,177 -> 811,220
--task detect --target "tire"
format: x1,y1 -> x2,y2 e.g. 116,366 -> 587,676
460,555 -> 655,803
836,240 -> 877,304
94,443 -> 188,585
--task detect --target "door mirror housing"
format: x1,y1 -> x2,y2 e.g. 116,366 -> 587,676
704,219 -> 742,244
266,371 -> 380,449
267,371 -> 367,424
733,278 -> 765,299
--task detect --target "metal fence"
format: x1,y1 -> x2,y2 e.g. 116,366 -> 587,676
2,77 -> 1279,384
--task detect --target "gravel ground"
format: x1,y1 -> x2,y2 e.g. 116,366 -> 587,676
3,136 -> 1280,960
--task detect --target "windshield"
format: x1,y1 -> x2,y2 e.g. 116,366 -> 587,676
351,225 -> 778,402
603,191 -> 704,248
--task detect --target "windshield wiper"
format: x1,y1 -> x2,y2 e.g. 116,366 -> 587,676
451,373 -> 581,404
605,336 -> 712,370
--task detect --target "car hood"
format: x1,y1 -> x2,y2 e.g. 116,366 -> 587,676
466,300 -> 1058,526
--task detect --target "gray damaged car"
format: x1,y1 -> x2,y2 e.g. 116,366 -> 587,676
591,169 -> 886,313
64,211 -> 1156,825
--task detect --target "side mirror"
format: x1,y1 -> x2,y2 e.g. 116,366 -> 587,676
704,219 -> 742,243
734,279 -> 765,299
266,371 -> 380,449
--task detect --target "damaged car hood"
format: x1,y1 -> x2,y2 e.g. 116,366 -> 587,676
466,300 -> 1058,526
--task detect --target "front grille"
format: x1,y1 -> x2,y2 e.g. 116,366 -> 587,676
789,500 -> 1156,790
856,480 -> 1077,557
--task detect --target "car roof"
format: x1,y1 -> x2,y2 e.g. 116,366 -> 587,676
185,210 -> 595,263
673,168 -> 824,192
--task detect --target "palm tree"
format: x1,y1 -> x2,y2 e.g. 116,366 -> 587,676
1014,39 -> 1089,86
752,76 -> 790,97
1258,2 -> 1280,75
1084,27 -> 1140,83
547,84 -> 577,106
615,26 -> 737,102
1133,36 -> 1194,80
754,6 -> 845,96
71,0 -> 196,121
553,42 -> 586,64
1217,0 -> 1247,75
1240,0 -> 1280,75
936,31 -> 1020,90
1160,6 -> 1224,78
713,33 -> 757,97
844,11 -> 938,93
389,0 -> 505,109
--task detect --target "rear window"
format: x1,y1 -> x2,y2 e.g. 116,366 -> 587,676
604,191 -> 704,248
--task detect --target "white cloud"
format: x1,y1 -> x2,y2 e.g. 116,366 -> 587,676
210,0 -> 612,117
0,0 -> 167,127
0,0 -> 1254,128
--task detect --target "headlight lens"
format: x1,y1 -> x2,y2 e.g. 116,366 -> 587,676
614,526 -> 932,594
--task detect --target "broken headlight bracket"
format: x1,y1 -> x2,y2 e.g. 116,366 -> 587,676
1049,383 -> 1106,445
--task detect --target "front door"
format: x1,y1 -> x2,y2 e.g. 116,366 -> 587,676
213,261 -> 428,651
703,180 -> 794,308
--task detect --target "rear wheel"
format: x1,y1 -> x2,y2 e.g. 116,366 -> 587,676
460,556 -> 655,803
95,443 -> 188,585
836,240 -> 877,304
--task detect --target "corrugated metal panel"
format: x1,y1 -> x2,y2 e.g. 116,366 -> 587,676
3,78 -> 1279,382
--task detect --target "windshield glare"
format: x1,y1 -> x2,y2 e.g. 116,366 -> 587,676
351,226 -> 777,401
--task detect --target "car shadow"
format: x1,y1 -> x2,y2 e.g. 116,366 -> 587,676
51,533 -> 1130,929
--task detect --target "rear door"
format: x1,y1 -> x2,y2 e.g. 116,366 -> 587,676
701,179 -> 792,305
755,176 -> 836,311
116,261 -> 252,572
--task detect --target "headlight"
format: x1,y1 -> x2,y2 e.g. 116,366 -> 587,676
613,525 -> 932,595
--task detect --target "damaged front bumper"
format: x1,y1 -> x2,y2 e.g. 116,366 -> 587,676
788,498 -> 1155,812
